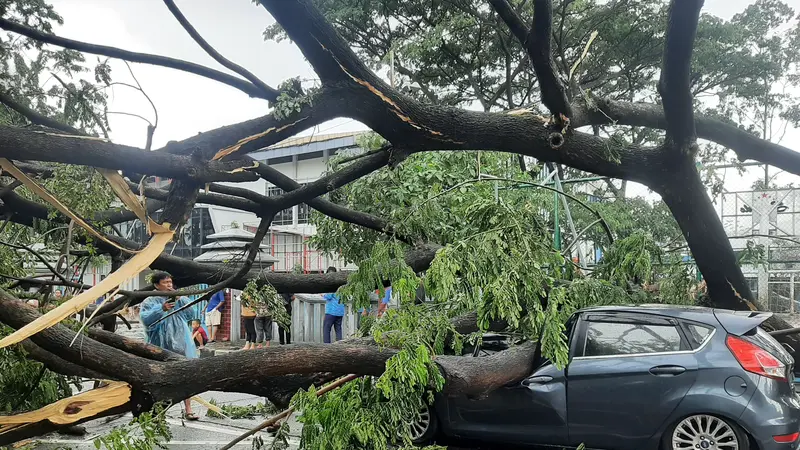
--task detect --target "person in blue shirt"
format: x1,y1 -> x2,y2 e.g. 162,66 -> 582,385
377,285 -> 392,318
323,267 -> 345,343
205,289 -> 226,343
139,271 -> 199,420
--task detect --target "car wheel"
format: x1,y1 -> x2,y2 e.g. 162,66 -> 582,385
663,414 -> 749,450
408,402 -> 438,446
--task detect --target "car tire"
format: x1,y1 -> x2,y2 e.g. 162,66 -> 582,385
662,414 -> 750,450
408,402 -> 438,446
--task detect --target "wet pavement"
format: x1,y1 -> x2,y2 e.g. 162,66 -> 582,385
30,391 -> 303,449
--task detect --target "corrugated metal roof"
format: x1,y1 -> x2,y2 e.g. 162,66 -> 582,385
268,131 -> 365,150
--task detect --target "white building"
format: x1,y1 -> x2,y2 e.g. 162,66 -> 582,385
221,131 -> 363,273
112,132 -> 365,286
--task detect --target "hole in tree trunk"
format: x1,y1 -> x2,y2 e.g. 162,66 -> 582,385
548,132 -> 564,149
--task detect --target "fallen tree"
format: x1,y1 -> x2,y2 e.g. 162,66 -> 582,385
0,0 -> 799,447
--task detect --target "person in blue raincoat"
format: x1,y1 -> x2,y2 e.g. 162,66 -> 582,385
139,271 -> 199,420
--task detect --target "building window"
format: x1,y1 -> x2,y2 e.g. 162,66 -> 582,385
267,184 -> 310,225
267,155 -> 293,165
297,202 -> 309,224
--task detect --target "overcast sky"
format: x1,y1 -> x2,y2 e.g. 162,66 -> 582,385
45,0 -> 800,190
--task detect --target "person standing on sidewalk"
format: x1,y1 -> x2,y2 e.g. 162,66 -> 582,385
322,267 -> 345,343
205,289 -> 226,343
377,285 -> 392,318
254,301 -> 273,349
278,293 -> 293,345
139,271 -> 199,420
241,301 -> 257,350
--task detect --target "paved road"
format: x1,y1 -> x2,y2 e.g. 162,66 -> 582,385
34,391 -> 303,449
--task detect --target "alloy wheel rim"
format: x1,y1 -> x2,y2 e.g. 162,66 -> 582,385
672,415 -> 739,450
408,404 -> 431,441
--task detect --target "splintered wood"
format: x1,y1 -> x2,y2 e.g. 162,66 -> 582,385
0,230 -> 173,349
0,159 -> 141,253
0,382 -> 131,435
211,117 -> 307,161
0,159 -> 175,349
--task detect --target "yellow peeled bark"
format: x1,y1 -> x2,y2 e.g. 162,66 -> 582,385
0,159 -> 175,349
0,159 -> 148,254
211,117 -> 307,161
0,230 -> 173,349
96,168 -> 170,235
0,382 -> 131,435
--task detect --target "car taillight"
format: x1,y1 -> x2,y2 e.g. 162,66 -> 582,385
726,335 -> 787,381
774,432 -> 800,443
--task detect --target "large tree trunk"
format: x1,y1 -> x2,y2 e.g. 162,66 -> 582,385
656,161 -> 800,356
0,290 -> 532,446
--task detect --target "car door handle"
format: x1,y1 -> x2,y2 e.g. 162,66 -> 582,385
521,376 -> 553,386
649,365 -> 686,376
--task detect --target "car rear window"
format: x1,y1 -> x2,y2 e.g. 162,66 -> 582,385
684,323 -> 713,348
583,321 -> 683,357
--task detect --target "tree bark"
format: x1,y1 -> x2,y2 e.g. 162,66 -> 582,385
0,290 -> 534,446
655,161 -> 800,357
655,161 -> 754,307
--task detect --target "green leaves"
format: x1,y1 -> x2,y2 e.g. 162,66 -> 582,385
0,326 -> 77,414
241,279 -> 291,329
423,197 -> 572,364
93,403 -> 171,450
595,230 -> 660,286
272,78 -> 317,120
338,240 -> 418,314
205,398 -> 278,420
291,345 -> 443,450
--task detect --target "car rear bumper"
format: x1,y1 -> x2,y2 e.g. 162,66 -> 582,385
753,430 -> 800,450
740,382 -> 800,450
756,437 -> 800,450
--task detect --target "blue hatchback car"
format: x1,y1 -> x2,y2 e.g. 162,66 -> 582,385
410,305 -> 800,450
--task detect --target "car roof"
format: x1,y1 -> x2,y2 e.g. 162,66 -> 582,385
577,304 -> 720,324
576,304 -> 773,332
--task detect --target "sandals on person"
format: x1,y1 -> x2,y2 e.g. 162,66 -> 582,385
183,412 -> 199,421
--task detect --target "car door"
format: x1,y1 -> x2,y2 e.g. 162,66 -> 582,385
442,316 -> 579,445
566,312 -> 699,450
444,362 -> 568,445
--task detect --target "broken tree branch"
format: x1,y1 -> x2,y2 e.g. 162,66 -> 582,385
0,90 -> 81,134
0,125 -> 259,182
488,0 -> 572,119
0,17 -> 271,101
267,148 -> 392,211
219,374 -> 361,450
254,162 -> 417,246
0,240 -> 71,286
572,98 -> 800,177
161,0 -> 279,101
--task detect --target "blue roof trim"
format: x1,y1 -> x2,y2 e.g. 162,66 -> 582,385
250,135 -> 361,161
